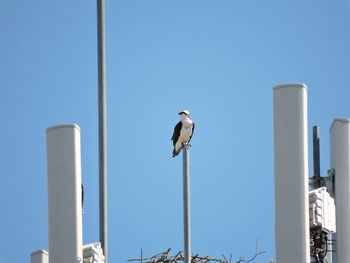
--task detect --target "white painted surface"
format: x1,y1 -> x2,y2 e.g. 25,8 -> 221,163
31,250 -> 49,263
46,124 -> 83,263
83,243 -> 105,263
309,187 -> 336,233
273,84 -> 310,263
330,118 -> 350,263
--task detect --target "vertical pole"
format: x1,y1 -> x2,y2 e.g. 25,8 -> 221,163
273,84 -> 310,263
46,124 -> 83,263
97,0 -> 108,261
182,145 -> 191,263
313,126 -> 321,186
330,118 -> 350,263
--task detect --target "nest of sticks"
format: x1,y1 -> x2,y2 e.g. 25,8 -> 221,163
128,241 -> 265,263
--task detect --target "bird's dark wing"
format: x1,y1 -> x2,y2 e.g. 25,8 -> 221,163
189,122 -> 195,142
171,121 -> 182,146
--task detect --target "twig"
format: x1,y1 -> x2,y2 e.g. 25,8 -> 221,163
234,238 -> 265,263
128,240 -> 265,263
169,251 -> 182,263
235,251 -> 265,263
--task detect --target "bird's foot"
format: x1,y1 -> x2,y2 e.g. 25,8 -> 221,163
182,142 -> 192,148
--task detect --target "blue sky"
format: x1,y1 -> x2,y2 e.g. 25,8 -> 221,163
2,1 -> 350,263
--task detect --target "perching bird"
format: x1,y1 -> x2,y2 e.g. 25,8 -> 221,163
171,110 -> 195,157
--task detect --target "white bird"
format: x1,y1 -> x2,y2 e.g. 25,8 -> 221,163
171,110 -> 195,157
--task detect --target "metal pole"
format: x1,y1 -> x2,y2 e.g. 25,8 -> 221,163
97,0 -> 108,261
313,126 -> 321,178
182,145 -> 191,263
312,126 -> 322,188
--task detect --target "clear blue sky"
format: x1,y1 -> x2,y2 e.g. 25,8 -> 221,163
1,1 -> 350,263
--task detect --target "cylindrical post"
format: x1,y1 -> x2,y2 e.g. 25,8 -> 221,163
273,84 -> 310,263
31,250 -> 48,263
46,124 -> 83,263
97,0 -> 108,261
330,118 -> 350,263
313,126 -> 321,185
182,145 -> 191,263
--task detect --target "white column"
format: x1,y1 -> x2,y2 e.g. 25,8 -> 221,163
330,118 -> 350,263
273,84 -> 310,263
46,124 -> 83,263
31,250 -> 49,263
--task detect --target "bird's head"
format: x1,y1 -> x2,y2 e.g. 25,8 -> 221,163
178,110 -> 190,118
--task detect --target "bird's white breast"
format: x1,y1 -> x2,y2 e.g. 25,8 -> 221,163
180,122 -> 193,140
174,116 -> 194,153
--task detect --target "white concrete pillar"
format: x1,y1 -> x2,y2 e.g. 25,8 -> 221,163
46,124 -> 83,263
330,118 -> 350,263
273,84 -> 310,263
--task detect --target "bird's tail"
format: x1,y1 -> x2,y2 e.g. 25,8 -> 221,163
172,148 -> 180,157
